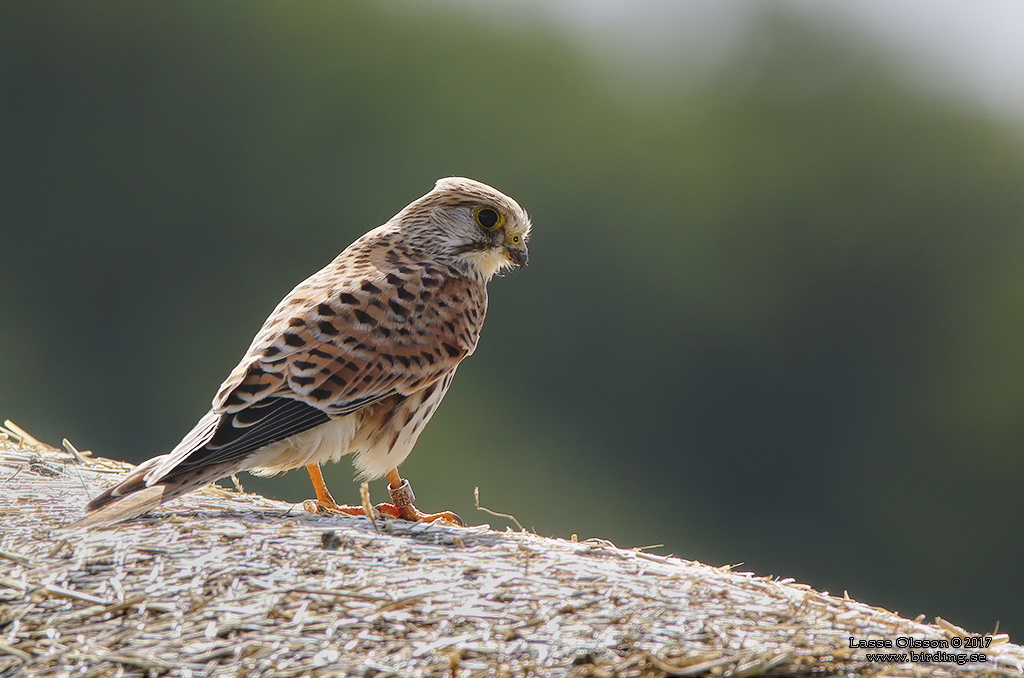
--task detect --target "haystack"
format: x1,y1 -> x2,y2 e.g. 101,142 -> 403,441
1,423 -> 1020,677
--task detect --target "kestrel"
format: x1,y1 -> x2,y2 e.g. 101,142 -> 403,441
75,177 -> 530,528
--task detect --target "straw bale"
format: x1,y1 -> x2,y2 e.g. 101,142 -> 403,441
0,427 -> 1021,677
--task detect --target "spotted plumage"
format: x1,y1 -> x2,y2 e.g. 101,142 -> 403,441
76,177 -> 531,527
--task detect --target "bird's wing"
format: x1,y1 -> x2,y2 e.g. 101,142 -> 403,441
142,265 -> 486,485
141,398 -> 331,483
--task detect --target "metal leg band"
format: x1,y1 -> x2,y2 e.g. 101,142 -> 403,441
388,478 -> 416,508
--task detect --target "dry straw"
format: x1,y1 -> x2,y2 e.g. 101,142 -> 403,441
0,422 -> 1020,677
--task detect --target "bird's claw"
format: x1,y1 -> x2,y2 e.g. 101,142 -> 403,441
376,502 -> 463,525
303,499 -> 365,516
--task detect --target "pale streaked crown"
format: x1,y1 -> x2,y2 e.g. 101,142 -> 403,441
381,177 -> 531,282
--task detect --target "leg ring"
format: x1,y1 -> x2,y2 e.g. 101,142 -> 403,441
388,478 -> 416,508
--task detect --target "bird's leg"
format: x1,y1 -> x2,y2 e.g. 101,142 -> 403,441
302,464 -> 365,516
305,464 -> 336,506
373,468 -> 463,525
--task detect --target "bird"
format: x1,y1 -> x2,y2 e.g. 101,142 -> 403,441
73,177 -> 530,528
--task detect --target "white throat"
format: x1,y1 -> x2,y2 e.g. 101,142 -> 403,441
457,248 -> 511,281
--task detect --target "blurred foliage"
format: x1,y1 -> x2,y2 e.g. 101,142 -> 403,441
3,2 -> 1024,636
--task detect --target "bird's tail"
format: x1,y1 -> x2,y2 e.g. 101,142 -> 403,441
68,455 -> 218,529
70,485 -> 169,528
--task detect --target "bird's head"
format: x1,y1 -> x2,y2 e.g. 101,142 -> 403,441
396,177 -> 531,281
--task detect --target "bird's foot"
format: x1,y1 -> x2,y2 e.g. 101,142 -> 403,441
303,464 -> 365,517
301,488 -> 462,526
301,470 -> 462,525
373,501 -> 463,525
302,499 -> 461,525
302,498 -> 368,517
384,476 -> 463,525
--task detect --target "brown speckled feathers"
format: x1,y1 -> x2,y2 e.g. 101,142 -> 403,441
78,177 -> 530,526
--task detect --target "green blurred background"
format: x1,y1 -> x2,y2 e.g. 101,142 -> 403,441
4,1 -> 1024,636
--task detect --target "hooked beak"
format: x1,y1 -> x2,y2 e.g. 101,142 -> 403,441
505,243 -> 529,268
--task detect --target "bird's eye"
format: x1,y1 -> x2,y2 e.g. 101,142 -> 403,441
473,206 -> 503,231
